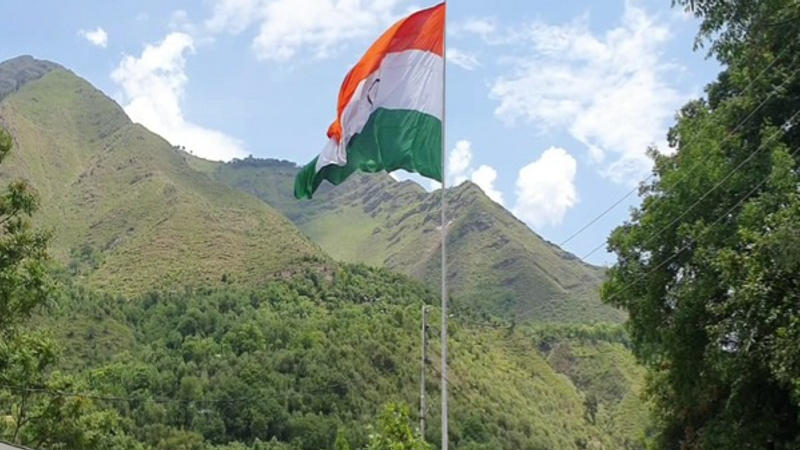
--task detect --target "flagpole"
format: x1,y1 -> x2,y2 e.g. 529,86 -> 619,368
440,2 -> 448,449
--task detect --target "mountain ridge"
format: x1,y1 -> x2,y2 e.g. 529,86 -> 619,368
210,156 -> 622,323
0,56 -> 321,294
0,54 -> 620,323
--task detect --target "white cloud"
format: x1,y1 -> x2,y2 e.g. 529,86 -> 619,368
169,10 -> 195,34
79,27 -> 108,48
205,0 -> 262,34
448,140 -> 472,185
111,32 -> 247,161
438,140 -> 504,204
451,18 -> 496,39
513,147 -> 577,228
471,165 -> 503,205
204,0 -> 409,61
490,3 -> 685,183
447,48 -> 480,70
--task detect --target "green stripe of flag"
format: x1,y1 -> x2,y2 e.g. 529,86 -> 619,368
295,108 -> 442,199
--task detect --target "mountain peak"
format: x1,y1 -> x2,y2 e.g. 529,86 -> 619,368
212,157 -> 623,323
0,63 -> 320,294
0,55 -> 63,102
451,179 -> 484,196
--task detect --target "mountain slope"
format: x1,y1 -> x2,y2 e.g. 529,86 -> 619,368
35,265 -> 647,449
0,57 -> 319,294
212,158 -> 623,323
0,55 -> 648,449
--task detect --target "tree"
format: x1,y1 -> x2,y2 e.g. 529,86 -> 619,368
366,403 -> 430,450
0,331 -> 57,443
603,1 -> 800,448
0,129 -> 140,448
0,129 -> 51,333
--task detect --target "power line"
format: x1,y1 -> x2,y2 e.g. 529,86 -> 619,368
557,46 -> 796,250
0,381 -> 338,407
0,383 -> 131,404
602,143 -> 800,306
513,116 -> 800,324
581,107 -> 800,261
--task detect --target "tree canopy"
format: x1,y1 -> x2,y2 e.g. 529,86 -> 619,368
604,0 -> 800,448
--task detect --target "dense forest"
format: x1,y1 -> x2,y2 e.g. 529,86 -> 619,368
3,262 -> 646,448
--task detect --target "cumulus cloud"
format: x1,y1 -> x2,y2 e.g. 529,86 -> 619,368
513,147 -> 577,228
79,27 -> 108,48
111,32 -> 247,161
448,140 -> 473,185
490,3 -> 685,183
471,165 -> 503,205
451,18 -> 496,39
447,48 -> 480,70
204,0 -> 409,61
438,140 -> 504,205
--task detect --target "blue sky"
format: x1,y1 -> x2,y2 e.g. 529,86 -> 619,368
2,0 -> 719,265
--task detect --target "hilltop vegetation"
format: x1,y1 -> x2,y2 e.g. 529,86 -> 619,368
0,60 -> 318,295
210,157 -> 622,324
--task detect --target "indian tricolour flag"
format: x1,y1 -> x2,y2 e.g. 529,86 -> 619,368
294,2 -> 445,199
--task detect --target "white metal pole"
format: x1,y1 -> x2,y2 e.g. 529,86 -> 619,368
440,2 -> 448,448
420,304 -> 427,438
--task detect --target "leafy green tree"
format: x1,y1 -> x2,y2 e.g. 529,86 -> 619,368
0,129 -> 51,333
366,403 -> 430,450
334,428 -> 352,450
0,129 -> 138,449
0,331 -> 57,443
604,1 -> 800,447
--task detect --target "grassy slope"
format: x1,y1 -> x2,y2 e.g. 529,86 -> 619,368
0,56 -> 648,448
212,158 -> 623,323
0,66 -> 319,295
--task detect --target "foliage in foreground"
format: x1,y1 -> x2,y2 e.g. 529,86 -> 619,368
604,0 -> 800,448
0,128 -> 138,448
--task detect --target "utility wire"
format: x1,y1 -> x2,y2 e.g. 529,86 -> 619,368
580,107 -> 800,261
557,45 -> 795,250
0,381 -> 340,407
513,113 -> 800,324
602,143 -> 800,306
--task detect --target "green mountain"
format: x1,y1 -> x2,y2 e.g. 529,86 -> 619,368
0,56 -> 319,294
0,56 -> 648,449
209,157 -> 622,323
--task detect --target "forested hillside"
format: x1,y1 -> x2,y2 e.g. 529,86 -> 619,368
19,265 -> 647,449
